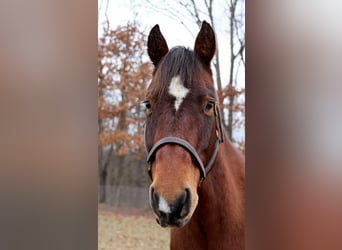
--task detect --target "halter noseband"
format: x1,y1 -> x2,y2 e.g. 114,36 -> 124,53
144,102 -> 224,182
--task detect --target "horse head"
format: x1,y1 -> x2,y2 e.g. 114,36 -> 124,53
144,21 -> 222,227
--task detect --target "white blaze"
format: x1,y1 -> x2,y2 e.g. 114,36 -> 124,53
158,196 -> 171,214
168,75 -> 189,111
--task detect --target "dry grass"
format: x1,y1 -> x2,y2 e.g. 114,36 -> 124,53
98,205 -> 170,250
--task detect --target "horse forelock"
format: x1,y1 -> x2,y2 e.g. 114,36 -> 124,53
147,46 -> 210,100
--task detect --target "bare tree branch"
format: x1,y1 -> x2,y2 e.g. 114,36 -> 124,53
105,0 -> 109,18
139,0 -> 196,36
189,0 -> 202,27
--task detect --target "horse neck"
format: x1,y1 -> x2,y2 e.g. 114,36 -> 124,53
195,137 -> 245,239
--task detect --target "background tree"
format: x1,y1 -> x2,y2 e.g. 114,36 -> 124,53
98,21 -> 152,202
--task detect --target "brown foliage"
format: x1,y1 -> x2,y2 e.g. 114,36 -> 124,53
222,85 -> 245,113
98,22 -> 153,158
221,84 -> 245,151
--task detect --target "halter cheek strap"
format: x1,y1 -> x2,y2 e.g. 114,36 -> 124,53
144,102 -> 224,181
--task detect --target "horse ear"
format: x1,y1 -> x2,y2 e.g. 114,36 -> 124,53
147,25 -> 169,66
194,21 -> 216,65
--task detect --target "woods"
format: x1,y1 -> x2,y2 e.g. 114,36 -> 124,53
98,22 -> 152,203
98,0 -> 245,204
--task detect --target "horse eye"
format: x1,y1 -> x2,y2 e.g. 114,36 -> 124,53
204,100 -> 215,113
143,100 -> 152,115
144,101 -> 151,109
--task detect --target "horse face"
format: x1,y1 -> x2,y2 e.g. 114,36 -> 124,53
145,21 -> 216,227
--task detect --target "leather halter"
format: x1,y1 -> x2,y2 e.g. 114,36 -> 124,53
144,102 -> 224,182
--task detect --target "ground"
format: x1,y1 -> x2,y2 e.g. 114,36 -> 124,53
98,204 -> 170,250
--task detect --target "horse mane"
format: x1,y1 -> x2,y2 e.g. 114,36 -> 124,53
147,46 -> 202,100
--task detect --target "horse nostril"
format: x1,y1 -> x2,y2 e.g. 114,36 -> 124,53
180,188 -> 191,218
179,189 -> 187,204
150,187 -> 157,204
150,186 -> 155,196
150,186 -> 161,214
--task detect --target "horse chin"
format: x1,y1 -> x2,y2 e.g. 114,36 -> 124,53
172,217 -> 191,228
174,216 -> 191,227
156,215 -> 191,228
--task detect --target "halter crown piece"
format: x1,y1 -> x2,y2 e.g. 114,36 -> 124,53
144,102 -> 224,182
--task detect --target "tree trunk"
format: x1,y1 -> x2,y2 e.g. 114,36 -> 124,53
98,153 -> 107,203
205,0 -> 224,125
98,143 -> 113,203
227,0 -> 238,141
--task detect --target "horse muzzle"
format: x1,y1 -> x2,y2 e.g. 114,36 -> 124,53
150,186 -> 192,227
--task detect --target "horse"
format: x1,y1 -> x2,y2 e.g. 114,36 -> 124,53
143,21 -> 245,250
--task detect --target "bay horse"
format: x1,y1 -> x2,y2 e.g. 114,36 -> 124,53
143,21 -> 245,250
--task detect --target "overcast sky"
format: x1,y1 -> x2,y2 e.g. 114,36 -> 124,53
98,0 -> 245,89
